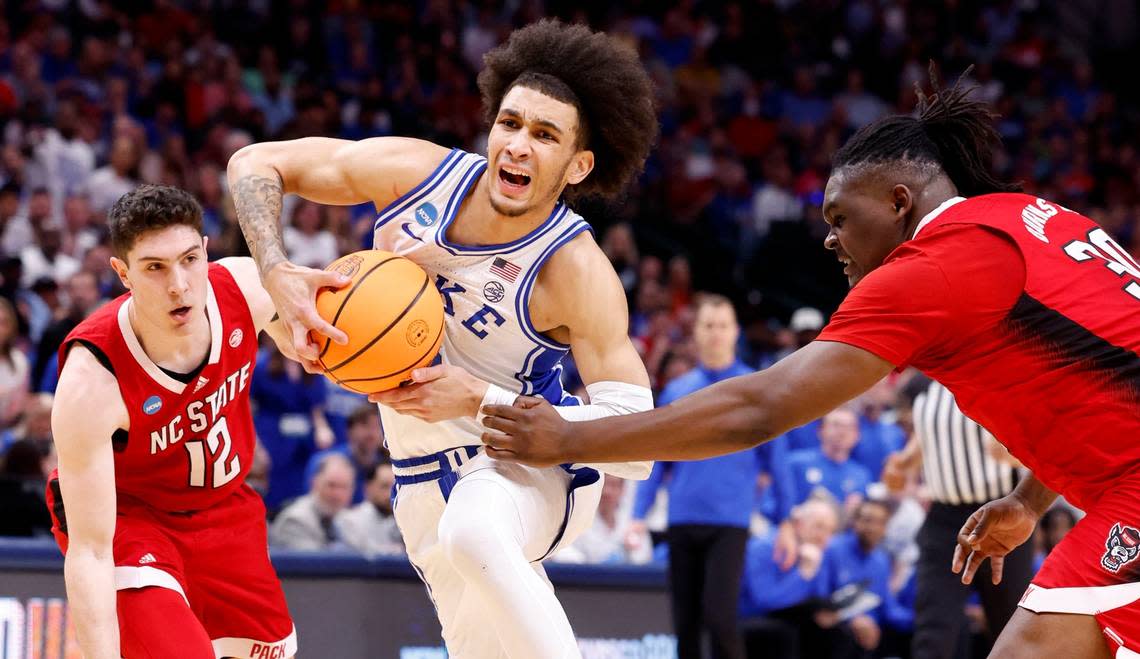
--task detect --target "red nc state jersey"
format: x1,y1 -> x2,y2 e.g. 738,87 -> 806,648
59,264 -> 258,512
822,193 -> 1140,510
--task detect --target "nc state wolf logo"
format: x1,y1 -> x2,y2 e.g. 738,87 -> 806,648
1101,523 -> 1140,573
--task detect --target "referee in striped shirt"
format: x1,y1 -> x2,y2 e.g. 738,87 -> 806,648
883,377 -> 1034,659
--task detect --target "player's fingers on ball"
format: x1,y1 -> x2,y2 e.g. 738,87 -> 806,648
317,269 -> 351,290
305,311 -> 348,345
301,358 -> 323,374
291,325 -> 318,361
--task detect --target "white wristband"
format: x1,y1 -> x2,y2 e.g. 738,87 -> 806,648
476,383 -> 518,423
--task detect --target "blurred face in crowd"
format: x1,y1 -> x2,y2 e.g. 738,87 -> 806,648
486,85 -> 594,219
67,271 -> 100,314
314,455 -> 355,517
348,410 -> 383,459
29,192 -> 51,221
110,137 -> 138,175
852,500 -> 890,552
822,167 -> 917,287
110,225 -> 209,336
64,195 -> 92,231
0,191 -> 18,218
599,476 -> 625,515
693,301 -> 739,369
794,499 -> 840,548
367,463 -> 395,515
0,299 -> 17,346
819,407 -> 860,461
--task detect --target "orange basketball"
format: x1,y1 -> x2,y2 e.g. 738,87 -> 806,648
314,250 -> 444,394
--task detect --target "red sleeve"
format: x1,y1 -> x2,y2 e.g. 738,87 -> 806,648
816,224 -> 1026,368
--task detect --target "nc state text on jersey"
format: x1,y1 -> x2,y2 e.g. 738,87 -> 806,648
149,362 -> 252,454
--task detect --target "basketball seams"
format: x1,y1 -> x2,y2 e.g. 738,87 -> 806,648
317,256 -> 401,359
337,321 -> 445,385
324,272 -> 432,373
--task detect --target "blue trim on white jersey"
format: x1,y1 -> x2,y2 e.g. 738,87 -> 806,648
434,159 -> 572,256
513,220 -> 594,352
372,148 -> 465,231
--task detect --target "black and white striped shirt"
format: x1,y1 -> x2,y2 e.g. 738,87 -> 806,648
913,380 -> 1018,505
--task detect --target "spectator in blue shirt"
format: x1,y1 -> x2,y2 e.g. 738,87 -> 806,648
631,294 -> 790,659
786,407 -> 872,517
321,377 -> 369,446
305,404 -> 385,504
811,498 -> 893,659
739,497 -> 841,659
251,347 -> 335,512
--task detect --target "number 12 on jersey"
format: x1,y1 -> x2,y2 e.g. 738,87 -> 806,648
185,417 -> 241,488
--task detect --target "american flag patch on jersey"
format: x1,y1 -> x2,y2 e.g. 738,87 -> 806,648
490,257 -> 521,282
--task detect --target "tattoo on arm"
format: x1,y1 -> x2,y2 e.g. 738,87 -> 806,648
232,174 -> 288,277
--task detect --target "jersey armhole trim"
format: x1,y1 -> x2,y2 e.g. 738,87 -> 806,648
63,338 -> 115,376
514,220 -> 593,352
373,148 -> 465,231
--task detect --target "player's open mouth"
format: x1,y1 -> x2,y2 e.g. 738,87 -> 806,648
170,306 -> 191,321
498,165 -> 531,193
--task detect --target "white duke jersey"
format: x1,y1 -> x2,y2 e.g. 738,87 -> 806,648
372,148 -> 592,459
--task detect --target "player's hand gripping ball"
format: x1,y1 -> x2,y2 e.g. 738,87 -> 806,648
313,250 -> 444,394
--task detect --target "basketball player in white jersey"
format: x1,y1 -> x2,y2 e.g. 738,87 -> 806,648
227,20 -> 659,658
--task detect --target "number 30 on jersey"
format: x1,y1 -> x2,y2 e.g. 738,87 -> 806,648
1064,228 -> 1140,301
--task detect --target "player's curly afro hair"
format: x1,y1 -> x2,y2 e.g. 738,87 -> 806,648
477,19 -> 658,204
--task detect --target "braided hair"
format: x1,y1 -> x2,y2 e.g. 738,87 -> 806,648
832,65 -> 1021,196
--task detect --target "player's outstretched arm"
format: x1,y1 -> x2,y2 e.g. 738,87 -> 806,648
482,339 -> 894,466
51,346 -> 127,659
481,234 -> 656,477
226,136 -> 448,361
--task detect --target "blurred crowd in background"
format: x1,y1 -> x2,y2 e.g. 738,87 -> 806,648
0,0 -> 1134,657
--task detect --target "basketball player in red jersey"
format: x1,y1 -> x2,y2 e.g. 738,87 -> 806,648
47,185 -> 301,659
482,74 -> 1140,658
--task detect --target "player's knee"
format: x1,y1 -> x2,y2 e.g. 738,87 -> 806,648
437,502 -> 503,573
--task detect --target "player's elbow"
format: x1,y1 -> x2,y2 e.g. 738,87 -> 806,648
226,142 -> 279,181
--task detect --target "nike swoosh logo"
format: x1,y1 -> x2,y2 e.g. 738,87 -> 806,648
401,223 -> 424,242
